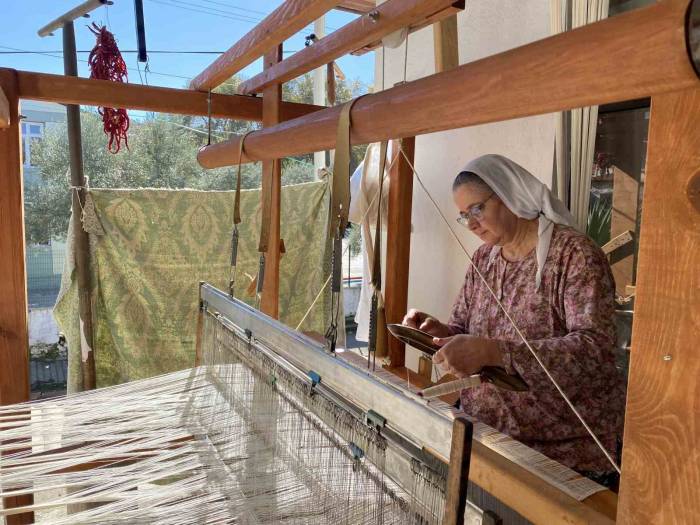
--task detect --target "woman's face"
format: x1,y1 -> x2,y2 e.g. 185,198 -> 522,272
452,183 -> 518,245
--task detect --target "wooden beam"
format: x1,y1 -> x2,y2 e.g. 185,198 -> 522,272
0,67 -> 34,525
443,416 -> 473,525
385,365 -> 617,524
63,20 -> 96,391
259,45 -> 283,319
394,16 -> 459,380
0,70 -> 30,408
0,84 -> 10,128
6,69 -> 323,122
37,0 -> 107,37
238,0 -> 462,95
198,0 -> 698,168
190,0 -> 340,92
335,0 -> 374,14
433,15 -> 459,72
384,138 -> 414,369
351,1 -> 464,56
617,87 -> 700,524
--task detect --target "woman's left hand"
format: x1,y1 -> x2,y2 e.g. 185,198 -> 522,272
432,335 -> 504,378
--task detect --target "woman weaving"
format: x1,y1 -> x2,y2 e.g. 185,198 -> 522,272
403,154 -> 625,488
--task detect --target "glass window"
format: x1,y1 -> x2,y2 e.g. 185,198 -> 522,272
22,121 -> 44,168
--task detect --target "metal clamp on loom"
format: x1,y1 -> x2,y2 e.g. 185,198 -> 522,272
364,409 -> 386,433
307,370 -> 322,396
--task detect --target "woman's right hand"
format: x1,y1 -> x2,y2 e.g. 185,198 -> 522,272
402,309 -> 452,338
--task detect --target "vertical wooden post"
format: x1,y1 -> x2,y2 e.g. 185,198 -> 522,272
443,416 -> 473,525
259,44 -> 282,318
392,15 -> 460,376
617,87 -> 700,524
384,137 -> 415,369
0,68 -> 34,525
433,15 -> 459,73
0,70 -> 30,407
63,21 -> 96,390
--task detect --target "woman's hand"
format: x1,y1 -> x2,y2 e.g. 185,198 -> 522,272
402,309 -> 452,337
432,335 -> 504,378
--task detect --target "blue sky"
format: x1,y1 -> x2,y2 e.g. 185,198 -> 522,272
0,1 -> 375,90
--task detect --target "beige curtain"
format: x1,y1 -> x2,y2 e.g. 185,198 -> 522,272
551,0 -> 610,231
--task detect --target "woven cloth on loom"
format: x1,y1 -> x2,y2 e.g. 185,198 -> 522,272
54,181 -> 332,391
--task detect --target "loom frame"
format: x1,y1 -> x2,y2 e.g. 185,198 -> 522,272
1,0 -> 699,522
204,296 -> 482,524
201,283 -> 454,459
199,283 -> 610,524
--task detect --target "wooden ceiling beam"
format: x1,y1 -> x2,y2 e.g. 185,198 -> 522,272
335,0 -> 375,14
238,0 -> 463,95
6,69 -> 323,121
190,0 -> 341,92
198,0 -> 698,168
37,0 -> 109,37
351,1 -> 464,56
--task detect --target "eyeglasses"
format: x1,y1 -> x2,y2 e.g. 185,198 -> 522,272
456,193 -> 495,227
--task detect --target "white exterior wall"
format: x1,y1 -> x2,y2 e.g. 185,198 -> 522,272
375,0 -> 556,370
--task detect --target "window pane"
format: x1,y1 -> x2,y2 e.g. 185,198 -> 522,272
30,124 -> 42,135
21,123 -> 27,133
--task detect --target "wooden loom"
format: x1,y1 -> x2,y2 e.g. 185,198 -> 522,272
1,0 -> 699,523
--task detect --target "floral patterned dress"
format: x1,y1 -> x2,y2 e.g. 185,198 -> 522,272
447,225 -> 625,473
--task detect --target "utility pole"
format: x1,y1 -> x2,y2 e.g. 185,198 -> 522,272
38,0 -> 111,390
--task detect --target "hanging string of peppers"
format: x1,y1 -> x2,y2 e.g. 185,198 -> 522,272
87,23 -> 129,153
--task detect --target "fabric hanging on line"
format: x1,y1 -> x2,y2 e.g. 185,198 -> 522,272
348,142 -> 393,342
54,181 -> 332,392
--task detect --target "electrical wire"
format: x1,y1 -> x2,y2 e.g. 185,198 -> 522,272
0,44 -> 192,82
146,0 -> 338,32
146,0 -> 263,24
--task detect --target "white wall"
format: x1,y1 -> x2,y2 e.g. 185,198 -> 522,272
375,0 -> 556,370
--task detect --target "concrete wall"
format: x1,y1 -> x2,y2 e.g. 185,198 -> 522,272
375,0 -> 556,370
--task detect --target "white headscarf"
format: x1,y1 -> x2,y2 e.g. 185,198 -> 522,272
460,154 -> 577,289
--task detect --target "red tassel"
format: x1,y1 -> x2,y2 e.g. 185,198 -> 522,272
88,23 -> 130,154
